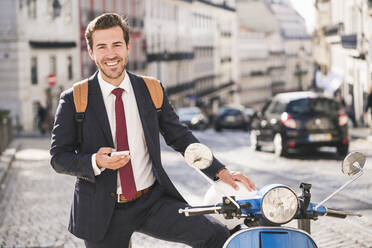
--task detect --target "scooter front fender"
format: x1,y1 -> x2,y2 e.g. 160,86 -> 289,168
224,226 -> 318,248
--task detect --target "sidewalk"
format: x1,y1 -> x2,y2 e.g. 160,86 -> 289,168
0,132 -> 48,187
0,140 -> 19,187
349,126 -> 372,143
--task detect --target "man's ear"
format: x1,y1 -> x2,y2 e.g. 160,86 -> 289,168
88,47 -> 95,61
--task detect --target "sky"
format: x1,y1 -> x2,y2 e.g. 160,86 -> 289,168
290,0 -> 316,33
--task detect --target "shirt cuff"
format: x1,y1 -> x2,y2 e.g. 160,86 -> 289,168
91,153 -> 105,176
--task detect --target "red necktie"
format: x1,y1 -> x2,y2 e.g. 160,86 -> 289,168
112,88 -> 137,200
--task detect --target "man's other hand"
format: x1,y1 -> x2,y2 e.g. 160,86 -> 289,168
96,147 -> 130,170
218,168 -> 256,191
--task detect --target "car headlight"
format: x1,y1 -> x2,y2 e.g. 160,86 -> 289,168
261,186 -> 298,224
191,116 -> 201,125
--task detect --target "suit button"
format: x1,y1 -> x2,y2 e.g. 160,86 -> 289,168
110,192 -> 116,197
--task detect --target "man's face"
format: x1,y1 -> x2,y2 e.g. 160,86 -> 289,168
88,26 -> 129,85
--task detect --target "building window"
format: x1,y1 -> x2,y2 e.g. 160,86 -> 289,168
50,55 -> 57,74
67,56 -> 73,80
28,0 -> 37,19
65,0 -> 72,23
31,57 -> 38,85
48,0 -> 62,19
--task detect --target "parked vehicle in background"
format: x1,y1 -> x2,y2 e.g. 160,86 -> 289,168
244,107 -> 255,130
177,107 -> 209,130
250,91 -> 349,157
214,106 -> 250,132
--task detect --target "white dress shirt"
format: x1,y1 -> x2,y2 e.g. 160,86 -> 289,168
91,71 -> 156,193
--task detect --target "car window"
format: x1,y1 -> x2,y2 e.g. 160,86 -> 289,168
222,109 -> 241,115
287,98 -> 340,115
272,102 -> 285,114
245,108 -> 254,116
265,101 -> 276,114
266,101 -> 281,114
261,100 -> 272,115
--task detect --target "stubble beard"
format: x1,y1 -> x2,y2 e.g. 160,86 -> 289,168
98,55 -> 128,81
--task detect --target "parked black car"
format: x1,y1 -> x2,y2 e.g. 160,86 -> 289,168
177,107 -> 209,130
250,91 -> 349,157
214,106 -> 250,132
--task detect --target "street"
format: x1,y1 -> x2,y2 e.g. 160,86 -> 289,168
0,130 -> 372,248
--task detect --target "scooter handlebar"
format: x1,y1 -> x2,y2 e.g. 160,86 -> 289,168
178,205 -> 222,217
326,208 -> 362,218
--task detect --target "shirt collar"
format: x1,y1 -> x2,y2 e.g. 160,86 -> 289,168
97,70 -> 131,98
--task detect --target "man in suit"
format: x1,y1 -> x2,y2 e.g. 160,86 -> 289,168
50,13 -> 256,248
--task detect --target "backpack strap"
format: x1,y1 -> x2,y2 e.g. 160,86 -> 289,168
141,76 -> 164,112
73,79 -> 89,144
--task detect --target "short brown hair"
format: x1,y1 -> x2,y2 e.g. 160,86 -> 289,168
85,13 -> 130,50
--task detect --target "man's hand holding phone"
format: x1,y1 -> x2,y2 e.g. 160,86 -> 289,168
96,147 -> 130,170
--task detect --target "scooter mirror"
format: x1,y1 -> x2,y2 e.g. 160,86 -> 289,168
184,143 -> 213,170
342,152 -> 366,176
316,151 -> 366,210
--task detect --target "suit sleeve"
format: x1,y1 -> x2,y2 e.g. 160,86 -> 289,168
157,84 -> 225,180
50,90 -> 96,183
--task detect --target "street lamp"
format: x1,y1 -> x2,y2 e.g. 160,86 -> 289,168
53,0 -> 62,18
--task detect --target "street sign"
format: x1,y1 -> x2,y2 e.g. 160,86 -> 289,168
47,73 -> 57,86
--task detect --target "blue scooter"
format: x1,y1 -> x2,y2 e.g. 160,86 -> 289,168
179,144 -> 366,248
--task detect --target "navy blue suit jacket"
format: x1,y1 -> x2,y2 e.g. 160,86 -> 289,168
50,71 -> 225,241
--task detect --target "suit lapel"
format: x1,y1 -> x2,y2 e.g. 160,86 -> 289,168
88,73 -> 114,147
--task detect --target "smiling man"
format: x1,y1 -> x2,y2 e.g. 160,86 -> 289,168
50,13 -> 255,248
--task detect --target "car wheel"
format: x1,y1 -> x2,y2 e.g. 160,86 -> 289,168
250,131 -> 261,151
273,133 -> 287,157
337,144 -> 349,157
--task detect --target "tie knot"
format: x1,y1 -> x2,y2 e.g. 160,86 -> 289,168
112,88 -> 124,98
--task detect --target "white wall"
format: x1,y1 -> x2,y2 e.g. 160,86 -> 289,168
0,0 -> 80,131
0,0 -> 21,127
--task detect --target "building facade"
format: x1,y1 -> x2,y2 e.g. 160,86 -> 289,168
191,0 -> 238,114
0,0 -> 80,132
236,0 -> 312,109
313,0 -> 372,126
80,0 -> 239,115
1,0 -> 240,131
79,0 -> 147,78
144,0 -> 194,107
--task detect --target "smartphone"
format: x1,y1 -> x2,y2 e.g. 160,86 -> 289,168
110,151 -> 130,157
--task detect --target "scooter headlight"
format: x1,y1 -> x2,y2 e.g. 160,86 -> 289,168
261,186 -> 298,224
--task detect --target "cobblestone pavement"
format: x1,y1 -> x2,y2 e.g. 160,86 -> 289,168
0,137 -> 188,248
0,132 -> 371,248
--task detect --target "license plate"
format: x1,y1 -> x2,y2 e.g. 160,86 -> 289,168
226,116 -> 236,122
308,133 -> 332,142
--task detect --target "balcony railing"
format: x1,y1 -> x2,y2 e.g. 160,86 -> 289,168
166,81 -> 195,96
323,23 -> 343,37
147,52 -> 194,62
